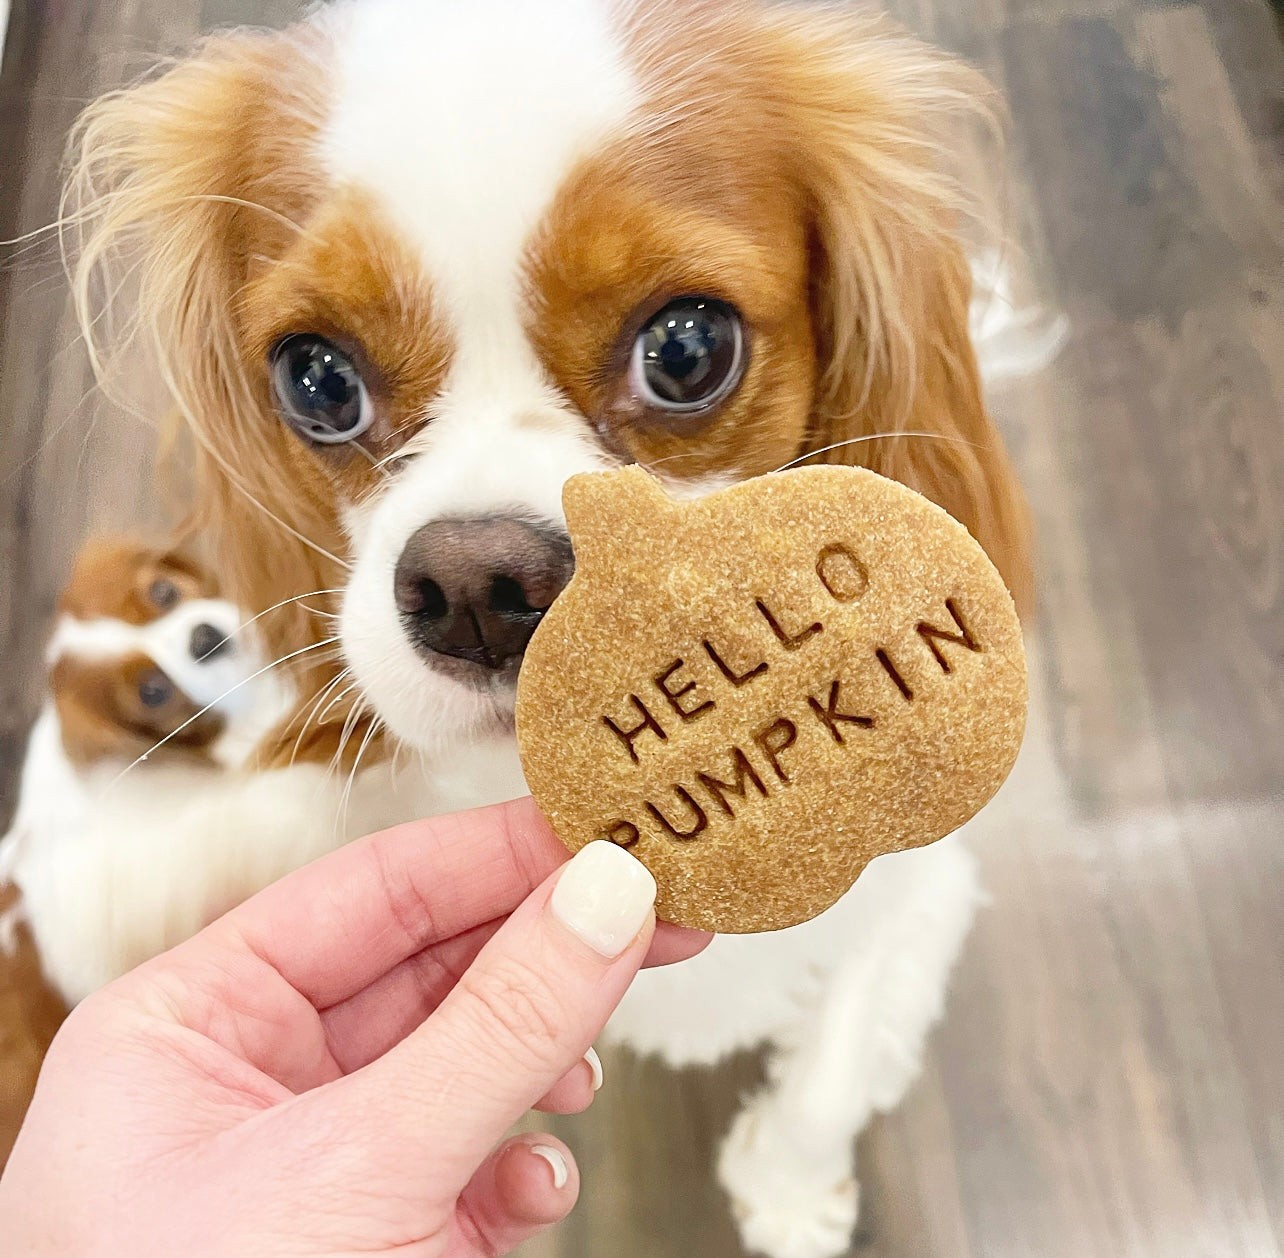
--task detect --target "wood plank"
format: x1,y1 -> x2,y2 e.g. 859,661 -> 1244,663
519,1049 -> 767,1258
1196,0 -> 1284,212
1178,797 -> 1284,1250
855,1056 -> 976,1258
937,698 -> 1282,1258
995,6 -> 1284,810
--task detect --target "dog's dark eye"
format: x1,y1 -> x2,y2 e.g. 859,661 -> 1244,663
138,670 -> 175,709
271,335 -> 372,444
630,298 -> 745,414
148,577 -> 180,610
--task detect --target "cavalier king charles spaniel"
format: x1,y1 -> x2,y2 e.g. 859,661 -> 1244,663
12,2 -> 1059,1252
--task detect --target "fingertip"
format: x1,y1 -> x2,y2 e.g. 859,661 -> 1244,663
549,841 -> 657,959
533,1049 -> 603,1114
526,1143 -> 570,1193
494,1136 -> 580,1224
456,1135 -> 581,1254
646,921 -> 714,967
584,1044 -> 604,1092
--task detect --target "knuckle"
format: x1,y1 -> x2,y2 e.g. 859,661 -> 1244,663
459,954 -> 569,1065
370,834 -> 441,950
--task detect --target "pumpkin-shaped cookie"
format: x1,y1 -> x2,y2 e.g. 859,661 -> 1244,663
515,465 -> 1026,933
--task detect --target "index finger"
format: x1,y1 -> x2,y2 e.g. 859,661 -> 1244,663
207,797 -> 567,1008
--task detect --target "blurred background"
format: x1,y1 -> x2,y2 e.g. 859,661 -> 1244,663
0,0 -> 1280,1254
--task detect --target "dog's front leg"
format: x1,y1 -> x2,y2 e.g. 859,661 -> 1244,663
716,837 -> 984,1258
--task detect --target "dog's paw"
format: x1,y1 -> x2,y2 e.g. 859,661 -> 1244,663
718,1100 -> 860,1258
729,1179 -> 859,1258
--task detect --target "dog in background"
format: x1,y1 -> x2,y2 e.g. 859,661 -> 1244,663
33,537 -> 267,773
0,537 -> 436,1003
18,2 -> 1068,1253
1,537 -> 278,998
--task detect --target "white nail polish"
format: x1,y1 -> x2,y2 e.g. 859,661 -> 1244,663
583,1046 -> 604,1092
531,1143 -> 570,1190
550,840 -> 656,958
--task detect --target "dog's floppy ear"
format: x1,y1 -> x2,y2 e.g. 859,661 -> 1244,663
65,28 -> 342,664
762,10 -> 1034,614
810,230 -> 1034,616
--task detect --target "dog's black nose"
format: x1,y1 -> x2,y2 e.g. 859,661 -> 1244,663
190,623 -> 231,662
394,518 -> 575,673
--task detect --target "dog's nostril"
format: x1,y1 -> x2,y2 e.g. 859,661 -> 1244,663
394,517 -> 575,673
190,623 -> 231,662
489,574 -> 539,617
418,579 -> 450,621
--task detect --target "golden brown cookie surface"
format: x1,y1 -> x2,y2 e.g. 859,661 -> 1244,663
515,465 -> 1027,933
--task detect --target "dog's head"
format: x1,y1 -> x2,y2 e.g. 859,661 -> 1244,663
68,0 -> 1031,760
45,538 -> 263,768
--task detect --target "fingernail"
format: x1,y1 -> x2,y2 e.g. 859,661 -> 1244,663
583,1045 -> 604,1092
531,1143 -> 570,1190
550,840 -> 656,958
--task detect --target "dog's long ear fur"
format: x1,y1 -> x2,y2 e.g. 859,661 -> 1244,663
65,30 -> 342,666
757,8 -> 1034,614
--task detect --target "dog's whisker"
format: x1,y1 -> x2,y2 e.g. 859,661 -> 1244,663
327,695 -> 376,838
372,448 -> 411,473
292,675 -> 361,768
338,716 -> 382,838
771,432 -> 989,474
226,589 -> 347,645
287,668 -> 355,767
317,679 -> 361,726
284,678 -> 335,768
351,442 -> 394,481
102,636 -> 343,791
373,409 -> 443,470
327,692 -> 370,787
637,432 -> 977,479
389,734 -> 414,785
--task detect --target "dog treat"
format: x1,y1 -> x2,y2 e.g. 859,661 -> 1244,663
515,465 -> 1027,933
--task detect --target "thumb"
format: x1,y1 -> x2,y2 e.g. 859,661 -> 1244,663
306,840 -> 656,1195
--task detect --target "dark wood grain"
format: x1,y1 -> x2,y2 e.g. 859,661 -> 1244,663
0,0 -> 1281,1254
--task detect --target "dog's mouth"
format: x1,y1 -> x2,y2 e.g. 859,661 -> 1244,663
414,648 -> 528,695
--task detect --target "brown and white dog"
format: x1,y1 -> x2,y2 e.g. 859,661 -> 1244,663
30,3 -> 1066,1253
0,538 -> 428,1003
40,538 -> 265,771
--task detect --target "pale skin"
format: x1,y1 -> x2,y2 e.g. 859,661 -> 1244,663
0,797 -> 709,1256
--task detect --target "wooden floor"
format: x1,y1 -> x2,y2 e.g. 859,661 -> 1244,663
1,0 -> 1281,1254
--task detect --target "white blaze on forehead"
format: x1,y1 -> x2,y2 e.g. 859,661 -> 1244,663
316,0 -> 643,755
319,0 -> 640,393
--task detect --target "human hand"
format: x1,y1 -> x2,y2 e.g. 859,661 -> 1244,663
0,797 -> 708,1256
